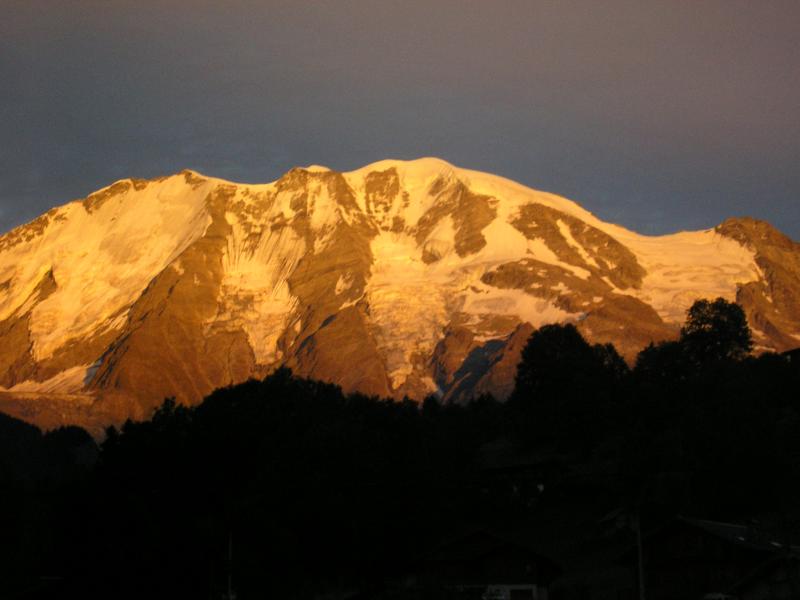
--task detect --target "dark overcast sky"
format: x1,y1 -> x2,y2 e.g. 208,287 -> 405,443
2,0 -> 799,237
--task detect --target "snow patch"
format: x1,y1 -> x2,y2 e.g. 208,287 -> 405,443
617,230 -> 760,324
557,219 -> 599,268
422,214 -> 456,260
366,231 -> 451,389
0,174 -> 214,360
2,363 -> 94,394
215,211 -> 305,364
335,272 -> 354,295
461,283 -> 571,328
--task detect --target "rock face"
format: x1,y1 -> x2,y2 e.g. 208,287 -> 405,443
0,158 -> 797,432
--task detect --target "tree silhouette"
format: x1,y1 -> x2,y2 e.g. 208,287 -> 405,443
512,323 -> 597,400
634,340 -> 691,383
509,323 -> 627,450
680,297 -> 753,365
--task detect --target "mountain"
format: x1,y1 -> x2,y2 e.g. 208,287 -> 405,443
0,158 -> 798,432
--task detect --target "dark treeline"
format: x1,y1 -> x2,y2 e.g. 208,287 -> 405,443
1,298 -> 799,599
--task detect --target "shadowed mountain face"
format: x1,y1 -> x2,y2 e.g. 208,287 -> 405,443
0,158 -> 797,431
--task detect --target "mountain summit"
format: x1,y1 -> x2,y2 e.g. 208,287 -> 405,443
1,158 -> 798,431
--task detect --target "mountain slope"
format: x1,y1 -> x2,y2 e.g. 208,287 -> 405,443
0,158 -> 797,431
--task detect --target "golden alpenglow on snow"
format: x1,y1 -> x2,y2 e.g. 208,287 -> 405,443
0,158 -> 798,431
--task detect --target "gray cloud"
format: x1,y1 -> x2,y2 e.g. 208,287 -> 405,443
2,0 -> 799,237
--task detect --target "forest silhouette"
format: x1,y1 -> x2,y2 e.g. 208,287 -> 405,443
1,298 -> 798,599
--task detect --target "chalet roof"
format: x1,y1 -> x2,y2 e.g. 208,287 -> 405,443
617,516 -> 800,564
677,517 -> 800,554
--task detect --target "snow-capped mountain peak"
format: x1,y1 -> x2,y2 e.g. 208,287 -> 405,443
0,159 -> 798,432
